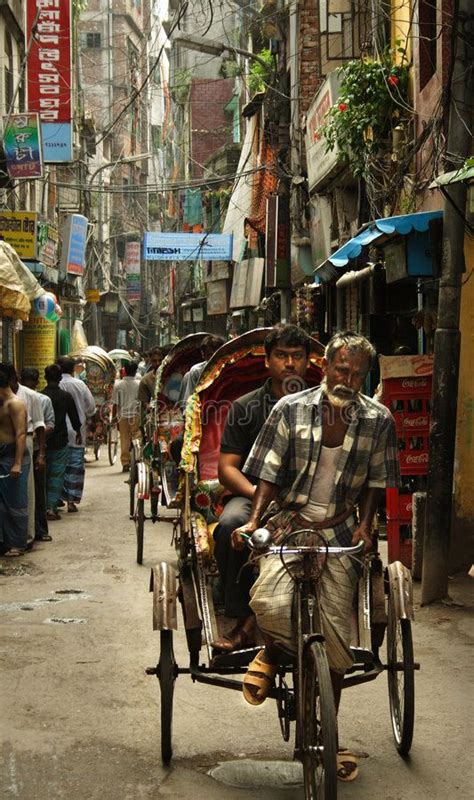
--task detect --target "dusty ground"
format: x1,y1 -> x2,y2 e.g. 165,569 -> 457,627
0,455 -> 473,799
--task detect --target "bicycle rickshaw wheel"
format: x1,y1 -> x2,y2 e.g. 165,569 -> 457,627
136,498 -> 145,564
387,590 -> 415,755
129,450 -> 137,519
302,641 -> 337,800
158,629 -> 176,765
108,425 -> 118,465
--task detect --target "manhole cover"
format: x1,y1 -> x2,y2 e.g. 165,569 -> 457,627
209,760 -> 303,789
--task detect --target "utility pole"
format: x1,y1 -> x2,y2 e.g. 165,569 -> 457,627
421,1 -> 474,604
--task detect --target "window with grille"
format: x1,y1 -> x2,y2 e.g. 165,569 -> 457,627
80,32 -> 102,49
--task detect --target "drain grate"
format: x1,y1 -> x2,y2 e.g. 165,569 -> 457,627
44,617 -> 88,624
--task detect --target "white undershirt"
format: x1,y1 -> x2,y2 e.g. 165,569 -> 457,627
300,444 -> 343,522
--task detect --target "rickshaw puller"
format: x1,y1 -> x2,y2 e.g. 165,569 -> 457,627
232,332 -> 400,782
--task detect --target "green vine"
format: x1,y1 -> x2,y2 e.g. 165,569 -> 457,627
247,49 -> 274,96
320,46 -> 410,180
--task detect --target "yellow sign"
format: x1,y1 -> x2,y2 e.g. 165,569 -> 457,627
86,289 -> 100,303
0,211 -> 37,259
22,315 -> 57,389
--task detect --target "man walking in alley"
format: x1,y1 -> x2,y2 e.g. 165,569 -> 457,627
1,363 -> 46,550
0,365 -> 29,557
58,357 -> 95,513
111,361 -> 140,472
20,368 -> 55,543
42,364 -> 82,520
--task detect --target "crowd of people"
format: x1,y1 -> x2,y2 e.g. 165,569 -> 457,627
0,345 -> 170,556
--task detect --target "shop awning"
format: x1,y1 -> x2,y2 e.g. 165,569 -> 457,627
313,210 -> 443,283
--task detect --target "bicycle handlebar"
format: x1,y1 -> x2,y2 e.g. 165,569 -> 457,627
247,528 -> 366,557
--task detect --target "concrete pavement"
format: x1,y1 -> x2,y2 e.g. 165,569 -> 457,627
0,455 -> 472,799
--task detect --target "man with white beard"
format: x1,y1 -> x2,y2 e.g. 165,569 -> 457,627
231,331 -> 400,781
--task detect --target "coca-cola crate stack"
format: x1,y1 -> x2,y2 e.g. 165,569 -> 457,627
379,355 -> 434,568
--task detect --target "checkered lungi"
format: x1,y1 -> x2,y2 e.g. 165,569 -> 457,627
62,446 -> 86,504
249,509 -> 360,674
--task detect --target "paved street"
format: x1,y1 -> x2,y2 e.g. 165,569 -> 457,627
1,455 -> 472,799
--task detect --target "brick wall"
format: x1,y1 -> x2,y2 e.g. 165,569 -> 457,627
190,78 -> 235,178
299,0 -> 322,117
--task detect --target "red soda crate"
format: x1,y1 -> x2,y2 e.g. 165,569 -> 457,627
387,520 -> 412,569
386,489 -> 413,521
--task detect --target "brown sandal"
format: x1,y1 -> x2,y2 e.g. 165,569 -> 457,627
242,650 -> 277,705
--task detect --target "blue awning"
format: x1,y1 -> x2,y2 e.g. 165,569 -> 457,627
314,211 -> 443,282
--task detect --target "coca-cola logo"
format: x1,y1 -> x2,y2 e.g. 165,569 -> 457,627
405,453 -> 429,464
402,502 -> 413,513
401,379 -> 428,388
403,417 -> 429,427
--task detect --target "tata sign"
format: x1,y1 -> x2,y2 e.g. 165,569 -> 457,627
305,72 -> 343,192
143,232 -> 233,261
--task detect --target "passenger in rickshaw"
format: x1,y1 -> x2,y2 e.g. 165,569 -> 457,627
170,335 -> 226,466
232,332 -> 400,780
177,335 -> 226,409
212,325 -> 312,652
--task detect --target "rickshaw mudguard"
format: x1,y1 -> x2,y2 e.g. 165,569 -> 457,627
387,561 -> 414,620
150,563 -> 178,631
137,461 -> 150,500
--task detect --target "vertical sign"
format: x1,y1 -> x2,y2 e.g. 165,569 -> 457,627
60,214 -> 88,275
125,242 -> 141,303
3,114 -> 43,179
25,0 -> 73,163
22,315 -> 57,389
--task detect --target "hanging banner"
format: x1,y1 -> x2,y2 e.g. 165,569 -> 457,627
22,315 -> 57,389
2,113 -> 43,179
143,232 -> 233,261
25,0 -> 73,163
125,242 -> 141,303
60,214 -> 88,275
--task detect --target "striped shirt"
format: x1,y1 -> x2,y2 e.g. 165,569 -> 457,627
244,386 -> 400,543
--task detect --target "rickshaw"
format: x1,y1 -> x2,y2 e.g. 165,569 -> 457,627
146,329 -> 418,797
130,334 -> 208,564
69,346 -> 118,465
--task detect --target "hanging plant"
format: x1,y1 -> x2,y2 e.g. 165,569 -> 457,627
319,46 -> 410,179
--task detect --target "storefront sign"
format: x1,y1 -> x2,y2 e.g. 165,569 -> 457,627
0,212 -> 36,259
36,219 -> 59,266
306,72 -> 342,192
125,241 -> 141,303
206,279 -> 229,315
60,214 -> 88,275
22,315 -> 57,389
25,0 -> 73,162
265,195 -> 291,288
230,258 -> 265,308
86,289 -> 100,303
143,232 -> 233,261
3,113 -> 43,179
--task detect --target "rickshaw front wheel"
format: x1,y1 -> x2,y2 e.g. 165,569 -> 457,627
387,590 -> 415,755
158,629 -> 177,766
301,641 -> 337,800
129,451 -> 137,519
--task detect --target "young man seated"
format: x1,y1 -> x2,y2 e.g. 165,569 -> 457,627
212,324 -> 312,651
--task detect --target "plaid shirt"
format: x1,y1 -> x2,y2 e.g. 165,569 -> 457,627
244,386 -> 400,544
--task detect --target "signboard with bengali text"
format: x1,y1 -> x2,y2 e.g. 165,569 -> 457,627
25,0 -> 73,162
22,315 -> 57,389
3,113 -> 43,179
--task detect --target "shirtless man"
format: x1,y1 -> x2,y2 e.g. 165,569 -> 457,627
0,366 -> 30,556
